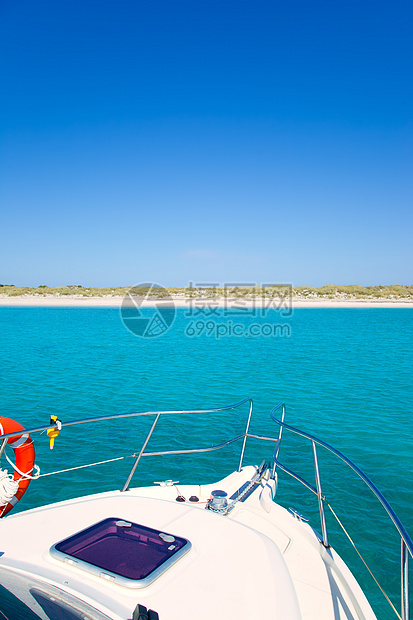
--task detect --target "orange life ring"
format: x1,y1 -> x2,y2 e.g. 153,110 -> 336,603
0,417 -> 35,517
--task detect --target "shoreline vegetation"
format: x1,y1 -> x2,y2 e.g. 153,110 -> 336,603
0,284 -> 412,305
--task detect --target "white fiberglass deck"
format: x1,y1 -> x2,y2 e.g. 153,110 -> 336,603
0,467 -> 376,620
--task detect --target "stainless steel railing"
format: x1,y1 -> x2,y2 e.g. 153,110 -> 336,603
1,398 -> 411,618
0,398 -> 255,490
121,396 -> 254,491
270,401 -> 412,620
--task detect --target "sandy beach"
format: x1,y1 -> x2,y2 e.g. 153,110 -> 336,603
0,295 -> 412,308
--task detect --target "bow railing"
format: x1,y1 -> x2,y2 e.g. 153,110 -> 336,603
270,401 -> 412,620
1,398 -> 411,618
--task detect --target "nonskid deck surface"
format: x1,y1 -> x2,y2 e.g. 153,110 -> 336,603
0,467 -> 376,620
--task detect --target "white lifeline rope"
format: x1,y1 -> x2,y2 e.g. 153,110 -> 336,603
0,469 -> 19,507
0,423 -> 40,510
0,422 -> 19,507
2,424 -> 128,481
3,452 -> 40,480
38,455 -> 125,477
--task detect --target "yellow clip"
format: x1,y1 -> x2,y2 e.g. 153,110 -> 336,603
47,415 -> 61,450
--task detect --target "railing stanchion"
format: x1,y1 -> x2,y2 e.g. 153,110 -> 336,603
401,539 -> 409,620
237,399 -> 253,472
121,413 -> 161,492
312,440 -> 329,548
0,438 -> 7,459
272,402 -> 286,476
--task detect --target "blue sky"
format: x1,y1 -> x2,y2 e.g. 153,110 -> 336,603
1,0 -> 412,287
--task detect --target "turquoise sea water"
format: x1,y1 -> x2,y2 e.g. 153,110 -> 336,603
1,306 -> 412,617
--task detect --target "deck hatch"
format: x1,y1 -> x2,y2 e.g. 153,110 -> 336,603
50,518 -> 191,588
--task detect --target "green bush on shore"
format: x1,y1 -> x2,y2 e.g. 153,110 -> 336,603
0,284 -> 412,299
